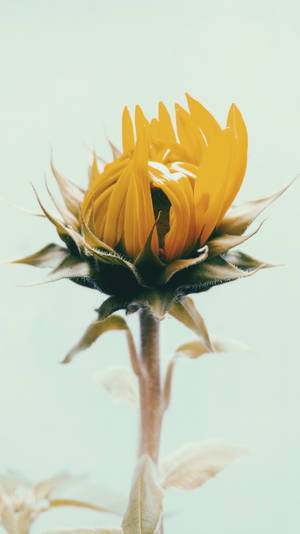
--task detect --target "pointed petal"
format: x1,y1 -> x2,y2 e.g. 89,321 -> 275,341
158,101 -> 176,144
108,139 -> 121,160
186,93 -> 221,145
122,106 -> 135,153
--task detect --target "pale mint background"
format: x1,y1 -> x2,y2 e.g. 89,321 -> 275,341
0,1 -> 300,533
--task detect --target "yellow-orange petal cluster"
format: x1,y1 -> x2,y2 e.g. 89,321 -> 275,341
82,94 -> 248,262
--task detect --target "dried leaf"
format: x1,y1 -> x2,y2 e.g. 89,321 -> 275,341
207,223 -> 263,258
8,244 -> 69,269
160,442 -> 247,490
50,480 -> 127,516
168,296 -> 213,351
174,336 -> 251,359
108,139 -> 122,160
217,178 -> 295,236
160,246 -> 208,283
45,178 -> 79,229
122,456 -> 163,534
43,530 -> 122,534
62,315 -> 128,364
94,366 -> 138,404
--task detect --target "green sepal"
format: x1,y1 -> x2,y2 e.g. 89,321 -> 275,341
96,296 -> 130,320
166,253 -> 264,296
127,288 -> 178,320
9,243 -> 69,269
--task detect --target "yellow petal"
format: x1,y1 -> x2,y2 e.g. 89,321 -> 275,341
217,104 -> 248,223
186,93 -> 221,145
175,103 -> 206,165
135,105 -> 149,140
194,128 -> 234,243
122,106 -> 135,153
158,101 -> 177,144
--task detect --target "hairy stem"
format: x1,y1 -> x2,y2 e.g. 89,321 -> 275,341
138,308 -> 163,464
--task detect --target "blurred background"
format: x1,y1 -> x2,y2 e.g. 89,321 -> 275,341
0,0 -> 299,532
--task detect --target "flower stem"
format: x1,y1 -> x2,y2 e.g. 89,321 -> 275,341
137,308 -> 164,533
138,308 -> 163,464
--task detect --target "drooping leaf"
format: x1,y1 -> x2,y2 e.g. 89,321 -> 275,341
50,479 -> 127,516
217,178 -> 295,236
8,244 -> 70,269
122,456 -> 163,534
94,366 -> 138,404
159,246 -> 208,284
168,296 -> 213,351
159,442 -> 247,490
61,315 -> 128,364
43,529 -> 122,534
207,223 -> 263,258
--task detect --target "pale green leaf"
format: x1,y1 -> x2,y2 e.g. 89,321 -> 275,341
168,296 -> 213,351
94,366 -> 138,404
225,250 -> 276,271
43,529 -> 122,534
122,456 -> 163,534
62,315 -> 128,364
160,442 -> 247,490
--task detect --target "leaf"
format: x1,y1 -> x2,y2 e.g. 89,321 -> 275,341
159,246 -> 208,284
42,529 -> 122,534
62,315 -> 128,364
94,366 -> 138,404
122,456 -> 163,534
51,161 -> 85,217
217,178 -> 295,236
168,296 -> 213,351
174,336 -> 251,359
21,256 -> 92,287
108,139 -> 122,160
159,442 -> 247,490
34,473 -> 70,500
7,244 -> 70,269
50,479 -> 127,516
207,223 -> 263,258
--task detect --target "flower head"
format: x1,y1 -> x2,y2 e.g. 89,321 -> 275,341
12,94 -> 288,319
82,95 -> 247,262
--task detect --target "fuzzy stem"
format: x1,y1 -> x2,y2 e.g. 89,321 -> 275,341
137,308 -> 163,464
